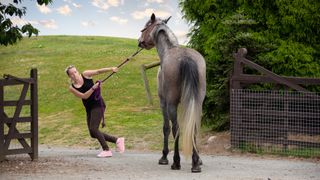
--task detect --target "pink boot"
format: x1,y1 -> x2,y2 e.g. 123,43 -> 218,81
116,137 -> 125,153
97,150 -> 112,158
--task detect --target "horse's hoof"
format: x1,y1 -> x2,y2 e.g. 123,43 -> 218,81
158,157 -> 169,165
191,166 -> 201,173
171,163 -> 181,170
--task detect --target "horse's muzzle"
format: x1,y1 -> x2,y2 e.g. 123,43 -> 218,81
138,41 -> 145,48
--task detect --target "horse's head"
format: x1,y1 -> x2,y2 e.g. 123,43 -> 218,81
138,13 -> 171,50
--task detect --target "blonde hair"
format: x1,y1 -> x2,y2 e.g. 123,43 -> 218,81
65,65 -> 75,76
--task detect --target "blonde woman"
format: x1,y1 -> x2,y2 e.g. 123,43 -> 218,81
65,65 -> 125,157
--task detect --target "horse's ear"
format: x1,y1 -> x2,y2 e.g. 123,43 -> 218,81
164,16 -> 172,24
151,13 -> 156,22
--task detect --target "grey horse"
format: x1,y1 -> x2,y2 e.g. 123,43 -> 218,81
138,13 -> 206,173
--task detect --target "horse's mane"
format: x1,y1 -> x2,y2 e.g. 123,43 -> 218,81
152,22 -> 179,48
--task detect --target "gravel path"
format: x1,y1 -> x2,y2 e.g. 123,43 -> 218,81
1,146 -> 319,180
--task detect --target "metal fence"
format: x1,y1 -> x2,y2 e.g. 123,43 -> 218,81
230,89 -> 320,156
230,48 -> 320,157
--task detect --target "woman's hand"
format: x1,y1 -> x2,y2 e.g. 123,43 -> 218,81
92,82 -> 100,90
112,67 -> 119,73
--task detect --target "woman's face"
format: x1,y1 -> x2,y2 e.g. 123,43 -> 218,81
67,67 -> 80,80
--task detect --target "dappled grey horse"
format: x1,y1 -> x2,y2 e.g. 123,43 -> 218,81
138,13 -> 206,173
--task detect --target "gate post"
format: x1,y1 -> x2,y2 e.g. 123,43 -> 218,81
30,69 -> 38,161
0,83 -> 4,161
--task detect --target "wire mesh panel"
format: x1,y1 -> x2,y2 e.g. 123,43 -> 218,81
230,89 -> 320,157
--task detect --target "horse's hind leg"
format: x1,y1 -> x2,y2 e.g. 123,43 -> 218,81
171,134 -> 181,170
191,147 -> 201,173
191,134 -> 201,173
161,104 -> 181,170
159,101 -> 170,165
170,105 -> 180,170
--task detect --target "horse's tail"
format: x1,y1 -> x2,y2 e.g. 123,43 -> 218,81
178,58 -> 202,159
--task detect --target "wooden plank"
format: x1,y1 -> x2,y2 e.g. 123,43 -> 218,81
233,74 -> 320,85
141,65 -> 153,105
144,61 -> 160,69
5,147 -> 32,155
3,117 -> 32,123
239,57 -> 308,92
4,133 -> 32,139
30,68 -> 38,160
3,100 -> 31,106
0,79 -> 35,86
0,85 -> 4,161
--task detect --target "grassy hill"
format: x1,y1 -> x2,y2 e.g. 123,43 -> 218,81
0,35 -> 167,151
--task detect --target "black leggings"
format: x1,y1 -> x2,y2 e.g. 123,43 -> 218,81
86,107 -> 117,151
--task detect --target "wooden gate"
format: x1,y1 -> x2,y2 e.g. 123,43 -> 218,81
0,69 -> 38,161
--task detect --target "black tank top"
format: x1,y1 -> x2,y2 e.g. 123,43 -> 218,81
72,75 -> 105,110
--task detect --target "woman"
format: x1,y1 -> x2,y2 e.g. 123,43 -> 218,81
65,65 -> 125,158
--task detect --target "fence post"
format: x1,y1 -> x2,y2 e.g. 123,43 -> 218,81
140,61 -> 160,105
231,48 -> 246,89
30,68 -> 38,161
0,83 -> 4,161
230,48 -> 247,148
141,65 -> 153,105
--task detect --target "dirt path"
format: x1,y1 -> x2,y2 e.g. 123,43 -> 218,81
1,145 -> 319,180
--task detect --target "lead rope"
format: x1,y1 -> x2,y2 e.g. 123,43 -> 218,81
93,80 -> 106,127
101,47 -> 143,83
93,48 -> 143,128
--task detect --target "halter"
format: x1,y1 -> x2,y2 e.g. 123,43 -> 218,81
140,16 -> 171,33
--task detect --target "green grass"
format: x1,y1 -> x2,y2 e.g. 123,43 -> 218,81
0,35 -> 170,150
238,142 -> 320,158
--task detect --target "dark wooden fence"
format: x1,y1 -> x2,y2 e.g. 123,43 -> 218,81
230,48 -> 320,156
0,69 -> 38,161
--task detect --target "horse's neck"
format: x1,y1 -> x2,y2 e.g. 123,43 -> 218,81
155,29 -> 178,62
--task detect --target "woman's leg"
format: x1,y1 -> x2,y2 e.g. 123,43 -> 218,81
89,107 -> 110,150
102,133 -> 117,143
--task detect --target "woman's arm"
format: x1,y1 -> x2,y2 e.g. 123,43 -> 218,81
83,67 -> 118,78
69,82 -> 99,99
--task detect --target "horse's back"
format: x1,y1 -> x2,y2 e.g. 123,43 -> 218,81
158,47 -> 206,104
167,47 -> 205,70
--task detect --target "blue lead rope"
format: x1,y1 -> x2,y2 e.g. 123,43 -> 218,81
93,80 -> 106,128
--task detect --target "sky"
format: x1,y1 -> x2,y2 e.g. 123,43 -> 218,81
4,0 -> 191,44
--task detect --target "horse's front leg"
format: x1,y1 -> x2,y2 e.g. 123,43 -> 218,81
159,101 -> 170,165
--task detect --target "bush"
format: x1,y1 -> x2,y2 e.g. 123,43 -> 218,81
180,0 -> 320,130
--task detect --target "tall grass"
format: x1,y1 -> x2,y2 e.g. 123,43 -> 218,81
0,35 -> 169,151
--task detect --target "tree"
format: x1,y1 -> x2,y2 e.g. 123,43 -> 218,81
180,0 -> 320,131
0,0 -> 52,46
